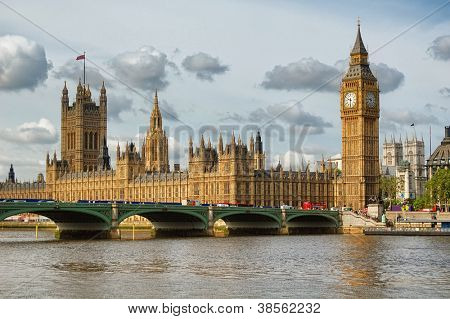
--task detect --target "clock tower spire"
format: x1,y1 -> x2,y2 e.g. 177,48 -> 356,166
340,21 -> 380,210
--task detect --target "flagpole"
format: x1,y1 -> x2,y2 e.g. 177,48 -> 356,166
83,51 -> 86,86
429,125 -> 432,157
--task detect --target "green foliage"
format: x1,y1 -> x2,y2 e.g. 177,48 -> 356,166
425,169 -> 450,206
380,175 -> 404,207
413,195 -> 430,210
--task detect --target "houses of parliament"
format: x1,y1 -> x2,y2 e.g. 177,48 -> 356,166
0,24 -> 380,210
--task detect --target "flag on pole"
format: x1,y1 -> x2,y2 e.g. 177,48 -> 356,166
76,52 -> 86,85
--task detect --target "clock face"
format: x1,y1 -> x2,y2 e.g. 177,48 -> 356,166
366,92 -> 376,108
344,92 -> 356,108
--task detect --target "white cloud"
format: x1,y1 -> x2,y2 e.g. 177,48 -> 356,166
109,46 -> 176,91
53,60 -> 109,89
0,118 -> 58,144
370,63 -> 404,93
272,150 -> 316,170
168,136 -> 184,163
427,35 -> 450,61
182,52 -> 229,81
424,103 -> 448,112
108,94 -> 134,122
381,109 -> 441,132
223,100 -> 332,135
0,35 -> 52,91
261,57 -> 339,91
335,59 -> 404,93
262,57 -> 404,93
439,87 -> 450,97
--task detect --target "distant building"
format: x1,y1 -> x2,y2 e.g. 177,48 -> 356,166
427,126 -> 450,177
328,154 -> 342,171
7,164 -> 15,183
382,134 -> 426,199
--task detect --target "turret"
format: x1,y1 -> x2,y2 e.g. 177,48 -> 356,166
61,81 -> 69,108
321,154 -> 326,173
100,81 -> 107,106
200,134 -> 205,149
255,131 -> 263,154
97,136 -> 111,170
218,133 -> 223,154
188,136 -> 193,159
86,84 -> 91,99
150,90 -> 162,131
76,79 -> 83,102
8,164 -> 15,183
116,143 -> 121,160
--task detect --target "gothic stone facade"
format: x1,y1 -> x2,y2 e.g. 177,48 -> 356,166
382,134 -> 426,199
0,24 -> 380,210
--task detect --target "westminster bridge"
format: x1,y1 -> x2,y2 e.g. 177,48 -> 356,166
0,202 -> 340,239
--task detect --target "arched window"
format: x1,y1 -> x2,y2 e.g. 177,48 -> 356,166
84,132 -> 88,149
94,132 -> 98,150
89,132 -> 93,149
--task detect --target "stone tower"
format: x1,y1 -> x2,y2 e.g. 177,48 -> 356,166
403,134 -> 425,196
340,21 -> 380,210
254,131 -> 265,170
382,135 -> 403,167
7,164 -> 15,183
144,91 -> 169,173
97,136 -> 111,170
60,80 -> 107,172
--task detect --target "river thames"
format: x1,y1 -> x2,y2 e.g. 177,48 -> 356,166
0,230 -> 449,298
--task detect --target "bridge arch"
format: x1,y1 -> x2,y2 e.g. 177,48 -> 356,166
0,207 -> 111,225
214,209 -> 282,235
0,206 -> 112,239
286,213 -> 338,234
118,207 -> 209,236
118,208 -> 208,225
214,211 -> 282,225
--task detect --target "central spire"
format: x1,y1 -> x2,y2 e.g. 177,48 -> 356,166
351,18 -> 368,55
150,90 -> 162,131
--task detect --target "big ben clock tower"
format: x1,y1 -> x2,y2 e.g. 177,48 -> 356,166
341,21 -> 380,210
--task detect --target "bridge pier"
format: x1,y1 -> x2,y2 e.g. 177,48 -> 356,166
207,206 -> 215,236
279,209 -> 289,235
109,203 -> 121,239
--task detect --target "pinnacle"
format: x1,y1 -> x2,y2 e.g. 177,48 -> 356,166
351,20 -> 368,55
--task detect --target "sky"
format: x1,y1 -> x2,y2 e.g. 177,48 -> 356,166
0,0 -> 449,181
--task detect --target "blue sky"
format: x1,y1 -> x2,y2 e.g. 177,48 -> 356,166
0,0 -> 449,180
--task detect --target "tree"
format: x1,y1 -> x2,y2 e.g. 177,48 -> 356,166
413,195 -> 430,211
380,175 -> 404,209
426,169 -> 450,212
